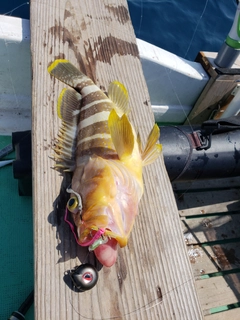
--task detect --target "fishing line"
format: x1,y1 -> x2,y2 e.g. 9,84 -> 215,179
161,0 -> 210,196
3,2 -> 29,16
68,277 -> 193,319
183,0 -> 209,59
153,0 -> 208,138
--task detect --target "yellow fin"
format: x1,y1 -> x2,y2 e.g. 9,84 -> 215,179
141,124 -> 162,166
108,109 -> 134,159
108,81 -> 130,116
48,59 -> 87,88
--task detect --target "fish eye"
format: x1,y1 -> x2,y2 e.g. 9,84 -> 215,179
67,196 -> 79,214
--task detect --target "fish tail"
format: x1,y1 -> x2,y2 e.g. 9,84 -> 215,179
48,59 -> 95,92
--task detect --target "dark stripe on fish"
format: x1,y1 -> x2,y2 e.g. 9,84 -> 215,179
78,147 -> 118,159
81,90 -> 110,106
78,121 -> 109,139
79,102 -> 112,122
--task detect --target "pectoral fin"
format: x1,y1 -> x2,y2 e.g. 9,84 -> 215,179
54,88 -> 81,172
108,109 -> 134,160
108,81 -> 130,116
141,124 -> 162,166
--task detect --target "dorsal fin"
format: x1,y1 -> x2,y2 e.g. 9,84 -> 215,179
108,109 -> 134,160
53,88 -> 81,172
141,124 -> 162,166
108,81 -> 130,116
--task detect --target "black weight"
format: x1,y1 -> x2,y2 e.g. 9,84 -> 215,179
70,263 -> 98,291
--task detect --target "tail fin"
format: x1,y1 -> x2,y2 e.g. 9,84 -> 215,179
48,59 -> 90,89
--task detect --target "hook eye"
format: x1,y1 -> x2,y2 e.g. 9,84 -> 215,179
67,196 -> 79,214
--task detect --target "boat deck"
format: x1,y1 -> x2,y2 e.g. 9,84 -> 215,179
174,177 -> 240,319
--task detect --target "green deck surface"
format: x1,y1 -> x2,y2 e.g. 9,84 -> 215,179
0,136 -> 34,319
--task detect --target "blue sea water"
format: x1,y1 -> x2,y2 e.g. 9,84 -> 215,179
0,1 -> 30,20
0,1 -> 238,60
127,0 -> 238,60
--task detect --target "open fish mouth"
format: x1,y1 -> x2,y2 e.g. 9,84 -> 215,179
64,207 -> 118,266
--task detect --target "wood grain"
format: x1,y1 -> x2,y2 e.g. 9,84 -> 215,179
196,273 -> 240,310
31,1 -> 202,319
175,176 -> 240,320
182,213 -> 240,243
204,308 -> 240,320
186,52 -> 240,124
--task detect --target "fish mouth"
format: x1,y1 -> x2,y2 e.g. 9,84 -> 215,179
82,230 -> 118,267
80,231 -> 118,267
64,207 -> 120,267
93,238 -> 118,267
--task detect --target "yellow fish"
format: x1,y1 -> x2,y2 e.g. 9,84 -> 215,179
48,60 -> 162,267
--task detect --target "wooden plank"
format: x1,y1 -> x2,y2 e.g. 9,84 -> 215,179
185,52 -> 240,124
186,76 -> 239,124
196,273 -> 240,310
204,308 -> 240,320
30,1 -> 202,319
187,245 -> 220,276
195,52 -> 218,79
187,243 -> 240,276
177,189 -> 240,216
182,213 -> 240,243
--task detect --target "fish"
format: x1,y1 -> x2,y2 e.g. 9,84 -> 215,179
48,59 -> 162,267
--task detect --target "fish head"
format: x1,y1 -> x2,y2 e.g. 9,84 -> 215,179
68,156 -> 143,267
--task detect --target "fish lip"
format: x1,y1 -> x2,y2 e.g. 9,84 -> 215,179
64,207 -> 108,248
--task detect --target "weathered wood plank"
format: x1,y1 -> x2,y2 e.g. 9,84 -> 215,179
182,213 -> 240,243
204,308 -> 240,320
177,189 -> 240,216
186,245 -> 220,276
196,273 -> 240,310
186,243 -> 240,276
185,52 -> 240,124
31,0 -> 202,319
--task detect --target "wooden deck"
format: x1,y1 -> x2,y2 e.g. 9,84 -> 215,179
30,0 -> 202,319
174,178 -> 240,319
